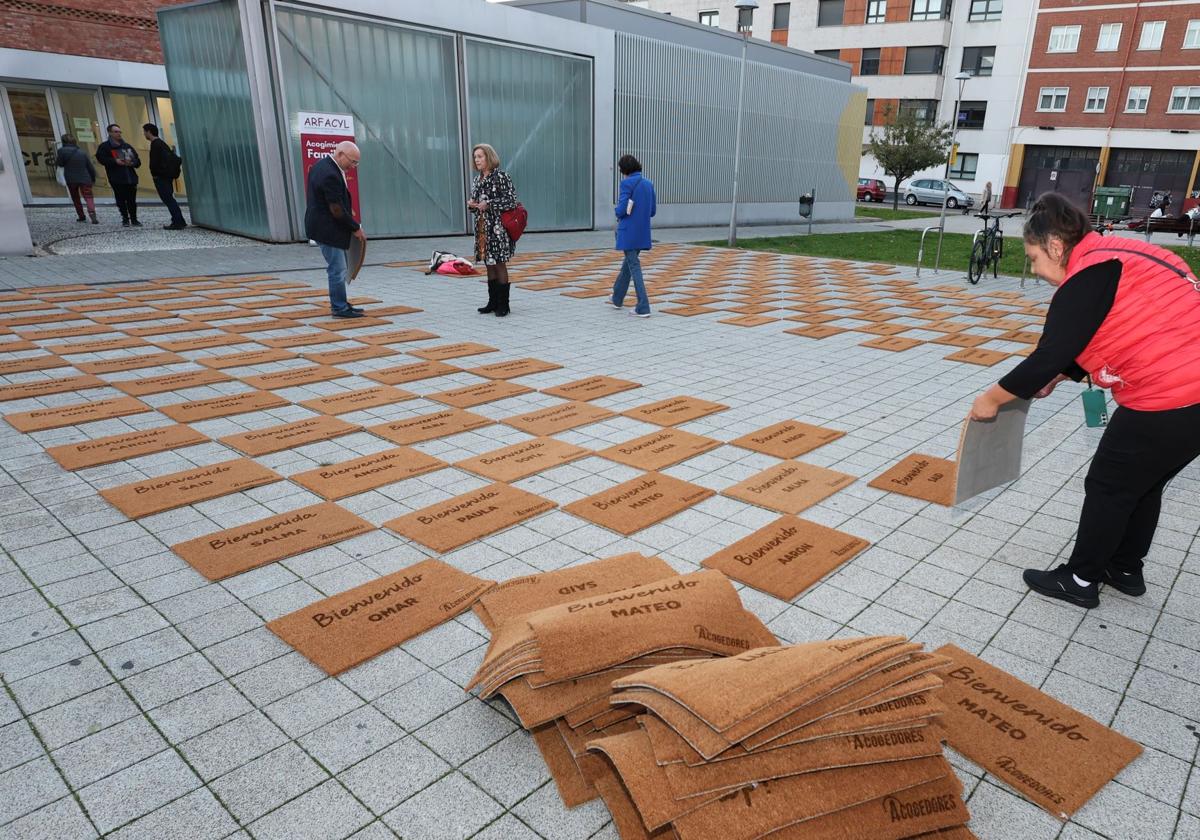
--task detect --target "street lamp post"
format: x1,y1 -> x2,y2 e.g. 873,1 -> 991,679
727,0 -> 758,248
934,70 -> 972,271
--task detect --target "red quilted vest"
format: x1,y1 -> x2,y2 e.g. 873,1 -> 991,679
1062,232 -> 1200,410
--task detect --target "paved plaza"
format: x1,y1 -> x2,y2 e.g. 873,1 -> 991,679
0,241 -> 1197,840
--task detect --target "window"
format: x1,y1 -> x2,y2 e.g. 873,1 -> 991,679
737,6 -> 754,30
961,46 -> 995,76
957,101 -> 987,128
860,47 -> 881,75
815,48 -> 841,59
899,99 -> 939,124
1084,86 -> 1109,112
865,99 -> 876,125
866,0 -> 886,23
1168,86 -> 1200,113
1184,20 -> 1200,48
911,0 -> 948,21
1138,20 -> 1165,50
773,3 -> 791,30
968,0 -> 1001,22
1048,25 -> 1081,53
1038,87 -> 1068,111
1125,86 -> 1150,113
698,10 -> 719,26
818,0 -> 845,26
949,153 -> 979,180
1096,23 -> 1122,52
904,45 -> 945,74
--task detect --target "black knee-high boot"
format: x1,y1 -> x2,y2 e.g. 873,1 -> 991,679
477,279 -> 497,314
495,282 -> 510,317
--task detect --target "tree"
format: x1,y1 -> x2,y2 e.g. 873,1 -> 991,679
865,108 -> 954,210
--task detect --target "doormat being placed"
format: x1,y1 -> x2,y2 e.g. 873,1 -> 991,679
363,360 -> 461,385
540,376 -> 641,401
268,558 -> 495,675
367,408 -> 493,445
48,424 -> 209,470
427,380 -> 534,409
468,358 -> 564,379
730,421 -> 845,459
457,437 -> 591,483
299,385 -> 415,415
194,348 -> 296,369
722,460 -> 855,515
385,482 -> 556,552
409,342 -> 498,361
4,396 -> 150,433
220,416 -> 361,456
565,472 -> 714,535
622,396 -> 729,427
159,390 -> 289,422
111,369 -> 231,396
174,501 -> 374,580
503,401 -> 615,436
290,447 -> 447,500
701,515 -> 870,600
101,457 -> 281,518
597,428 -> 721,471
934,644 -> 1142,819
868,454 -> 957,506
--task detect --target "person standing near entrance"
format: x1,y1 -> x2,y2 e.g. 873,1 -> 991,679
608,154 -> 656,317
469,143 -> 518,318
96,124 -> 141,226
305,140 -> 366,318
143,123 -> 187,230
55,134 -> 98,224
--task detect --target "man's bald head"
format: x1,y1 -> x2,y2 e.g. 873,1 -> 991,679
332,141 -> 360,171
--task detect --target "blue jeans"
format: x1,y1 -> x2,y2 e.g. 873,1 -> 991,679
153,177 -> 186,226
319,244 -> 351,313
611,249 -> 650,314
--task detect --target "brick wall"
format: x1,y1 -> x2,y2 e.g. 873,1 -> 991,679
1029,2 -> 1200,70
0,0 -> 187,64
1020,69 -> 1200,129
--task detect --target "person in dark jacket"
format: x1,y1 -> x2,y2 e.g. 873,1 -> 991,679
95,124 -> 141,226
143,123 -> 186,230
54,134 -> 98,224
469,143 -> 519,317
305,141 -> 366,318
607,154 -> 656,317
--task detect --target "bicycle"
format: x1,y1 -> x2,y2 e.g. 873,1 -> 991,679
968,211 -> 1021,284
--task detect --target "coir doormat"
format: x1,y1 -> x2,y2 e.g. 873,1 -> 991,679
268,558 -> 495,675
220,416 -> 360,456
5,396 -> 150,432
597,428 -> 721,471
622,396 -> 729,427
291,447 -> 446,500
74,351 -> 185,374
174,501 -> 374,580
457,437 -> 591,482
410,342 -> 497,361
298,385 -> 415,415
730,421 -> 845,459
101,457 -> 280,518
0,374 -> 105,402
111,369 -> 231,396
868,454 -> 956,506
722,461 -> 856,514
540,376 -> 641,401
159,390 -> 289,422
301,345 -> 398,366
468,358 -> 564,379
195,348 -> 297,369
565,472 -> 715,535
385,482 -> 556,552
241,365 -> 349,389
363,360 -> 461,385
702,515 -> 870,600
503,401 -> 615,436
427,380 -> 533,408
934,644 -> 1142,819
367,408 -> 492,445
47,424 -> 208,470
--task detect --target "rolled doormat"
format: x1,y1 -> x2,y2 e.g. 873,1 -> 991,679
173,501 -> 374,580
385,482 -> 557,552
240,364 -> 349,389
111,369 -> 232,396
622,396 -> 729,427
934,644 -> 1142,820
503,401 -> 615,436
4,396 -> 150,433
362,360 -> 461,385
298,385 -> 415,415
597,429 -> 721,471
357,329 -> 440,345
101,457 -> 281,518
457,437 -> 591,483
539,377 -> 639,402
301,345 -> 398,365
868,454 -> 957,506
701,515 -> 870,600
158,390 -> 289,422
427,380 -> 534,409
220,416 -> 361,456
565,472 -> 714,535
730,420 -> 845,459
194,348 -> 297,369
468,358 -> 564,379
722,460 -> 855,515
367,408 -> 493,445
409,342 -> 498,361
290,446 -> 447,500
267,558 -> 495,675
47,424 -> 209,470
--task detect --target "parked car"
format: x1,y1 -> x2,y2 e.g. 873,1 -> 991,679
857,178 -> 887,202
904,179 -> 974,210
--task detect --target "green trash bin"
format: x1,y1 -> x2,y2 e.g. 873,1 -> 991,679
1092,186 -> 1132,220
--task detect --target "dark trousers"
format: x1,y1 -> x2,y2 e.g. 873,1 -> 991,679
1067,402 -> 1200,581
112,183 -> 138,222
154,177 -> 186,226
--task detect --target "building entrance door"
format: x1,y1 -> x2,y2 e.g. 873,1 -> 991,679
53,88 -> 109,199
6,88 -> 61,200
1017,145 -> 1099,211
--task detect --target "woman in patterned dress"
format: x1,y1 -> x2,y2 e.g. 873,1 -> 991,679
468,144 -> 518,317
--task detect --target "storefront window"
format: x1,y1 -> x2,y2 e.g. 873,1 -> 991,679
105,91 -> 156,200
55,88 -> 109,198
9,89 -> 61,198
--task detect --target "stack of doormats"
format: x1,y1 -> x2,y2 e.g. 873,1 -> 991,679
466,562 -> 778,807
585,637 -> 974,840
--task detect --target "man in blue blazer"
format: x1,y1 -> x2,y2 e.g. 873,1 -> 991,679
305,141 -> 366,318
608,155 -> 657,317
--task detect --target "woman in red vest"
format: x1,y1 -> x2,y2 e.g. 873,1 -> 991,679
970,193 -> 1200,609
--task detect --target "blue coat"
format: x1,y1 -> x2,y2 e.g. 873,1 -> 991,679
615,173 -> 656,251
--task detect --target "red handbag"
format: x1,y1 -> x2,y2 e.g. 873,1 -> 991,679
501,203 -> 528,242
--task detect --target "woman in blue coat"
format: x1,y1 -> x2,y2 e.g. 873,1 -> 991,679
608,155 -> 656,317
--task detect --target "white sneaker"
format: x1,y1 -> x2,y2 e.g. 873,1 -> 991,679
629,309 -> 650,318
604,299 -> 621,309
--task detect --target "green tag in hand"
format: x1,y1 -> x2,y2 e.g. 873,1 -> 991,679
1081,388 -> 1108,427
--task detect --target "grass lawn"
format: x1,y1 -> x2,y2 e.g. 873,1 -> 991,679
698,230 -> 1200,278
853,205 -> 938,222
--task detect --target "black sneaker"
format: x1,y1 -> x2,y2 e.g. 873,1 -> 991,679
164,223 -> 187,230
1103,567 -> 1147,596
331,309 -> 364,319
121,219 -> 131,227
1023,564 -> 1100,609
131,220 -> 143,227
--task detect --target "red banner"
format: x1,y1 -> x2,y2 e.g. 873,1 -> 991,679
299,111 -> 360,222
